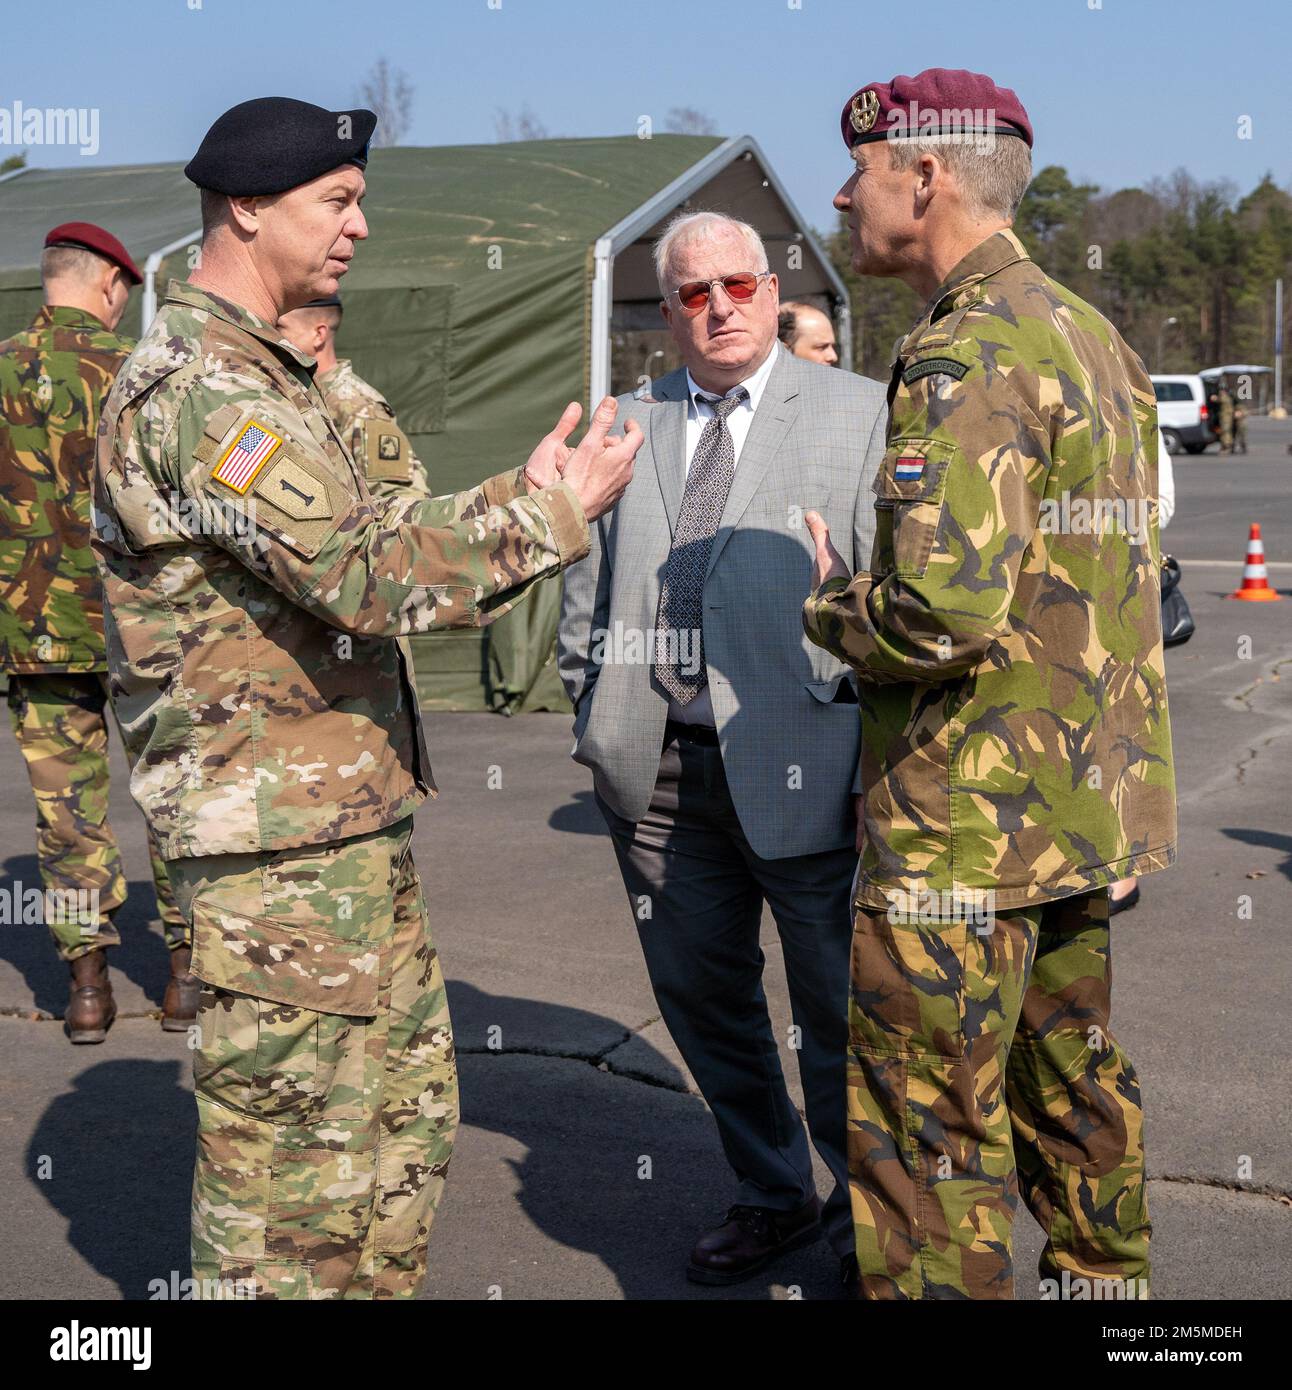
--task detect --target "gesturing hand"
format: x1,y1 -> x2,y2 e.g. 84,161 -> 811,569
555,396 -> 643,522
804,510 -> 850,591
524,401 -> 582,492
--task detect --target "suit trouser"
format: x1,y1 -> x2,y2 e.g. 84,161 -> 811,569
5,671 -> 184,960
597,728 -> 856,1255
848,887 -> 1150,1299
166,816 -> 457,1300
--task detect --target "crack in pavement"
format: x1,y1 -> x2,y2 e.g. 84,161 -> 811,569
1150,1174 -> 1292,1206
457,1013 -> 696,1094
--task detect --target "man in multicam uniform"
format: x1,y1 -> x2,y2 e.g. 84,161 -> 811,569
92,96 -> 639,1299
802,69 -> 1176,1300
277,295 -> 431,499
0,221 -> 193,1043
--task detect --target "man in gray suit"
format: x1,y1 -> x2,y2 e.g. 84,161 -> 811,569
558,211 -> 886,1285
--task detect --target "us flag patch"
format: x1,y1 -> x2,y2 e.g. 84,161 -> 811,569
212,419 -> 282,494
894,457 -> 926,482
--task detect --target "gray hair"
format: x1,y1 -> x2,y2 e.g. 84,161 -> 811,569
40,244 -> 108,290
885,134 -> 1033,223
653,211 -> 768,296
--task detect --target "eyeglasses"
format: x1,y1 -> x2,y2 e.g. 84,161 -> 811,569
668,270 -> 771,313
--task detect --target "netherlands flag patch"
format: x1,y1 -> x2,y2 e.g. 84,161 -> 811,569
894,457 -> 925,482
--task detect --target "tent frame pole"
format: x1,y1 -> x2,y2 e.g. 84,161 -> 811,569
590,235 -> 613,406
142,228 -> 202,335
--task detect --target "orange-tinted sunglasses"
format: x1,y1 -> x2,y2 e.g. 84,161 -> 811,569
668,270 -> 771,313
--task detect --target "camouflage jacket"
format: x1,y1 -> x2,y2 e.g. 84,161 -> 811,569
93,280 -> 588,860
317,358 -> 431,500
0,306 -> 130,673
804,230 -> 1176,910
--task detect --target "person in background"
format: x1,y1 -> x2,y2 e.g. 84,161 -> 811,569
1109,425 -> 1175,914
276,294 -> 432,498
0,221 -> 192,1044
777,300 -> 839,365
1217,382 -> 1234,454
1232,400 -> 1248,454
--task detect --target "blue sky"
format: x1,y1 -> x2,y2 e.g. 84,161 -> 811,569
2,0 -> 1288,228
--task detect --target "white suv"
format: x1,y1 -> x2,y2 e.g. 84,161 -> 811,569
1151,374 -> 1215,454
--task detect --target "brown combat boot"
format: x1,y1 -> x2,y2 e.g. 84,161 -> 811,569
161,943 -> 200,1032
66,948 -> 116,1044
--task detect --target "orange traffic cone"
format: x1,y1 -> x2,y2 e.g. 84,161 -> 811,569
1226,523 -> 1283,601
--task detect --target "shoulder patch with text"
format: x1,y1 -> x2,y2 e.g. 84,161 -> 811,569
902,357 -> 970,387
210,419 -> 283,494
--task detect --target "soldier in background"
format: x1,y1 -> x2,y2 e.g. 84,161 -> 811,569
276,295 -> 432,497
803,68 -> 1176,1299
1232,399 -> 1248,454
777,300 -> 840,365
0,223 -> 193,1043
1217,382 -> 1235,453
94,97 -> 638,1299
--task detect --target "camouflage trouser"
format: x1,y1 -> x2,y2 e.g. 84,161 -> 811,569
848,887 -> 1149,1299
5,671 -> 185,961
166,816 -> 457,1300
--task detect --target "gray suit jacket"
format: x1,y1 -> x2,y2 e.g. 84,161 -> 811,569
557,346 -> 888,860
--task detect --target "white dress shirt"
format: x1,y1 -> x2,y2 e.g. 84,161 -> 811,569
1157,426 -> 1175,529
665,345 -> 779,726
682,343 -> 778,478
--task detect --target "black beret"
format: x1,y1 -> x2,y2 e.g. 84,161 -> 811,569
302,294 -> 342,309
185,97 -> 377,196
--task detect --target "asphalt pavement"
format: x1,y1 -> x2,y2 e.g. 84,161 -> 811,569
1,420 -> 1289,1301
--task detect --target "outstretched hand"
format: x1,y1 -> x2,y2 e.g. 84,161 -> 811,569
805,510 -> 849,591
524,401 -> 584,492
543,396 -> 643,522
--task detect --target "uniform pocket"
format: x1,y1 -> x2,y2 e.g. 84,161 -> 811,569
873,440 -> 954,579
190,897 -> 380,1124
850,903 -> 971,1059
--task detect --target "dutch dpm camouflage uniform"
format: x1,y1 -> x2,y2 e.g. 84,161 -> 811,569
0,305 -> 183,960
317,358 -> 432,500
94,280 -> 589,1298
804,229 -> 1176,1299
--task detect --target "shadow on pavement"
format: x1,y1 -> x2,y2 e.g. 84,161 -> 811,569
447,981 -> 841,1300
26,1058 -> 193,1299
546,788 -> 605,837
1221,827 -> 1292,882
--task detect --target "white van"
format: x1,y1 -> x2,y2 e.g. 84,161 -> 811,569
1150,375 -> 1215,454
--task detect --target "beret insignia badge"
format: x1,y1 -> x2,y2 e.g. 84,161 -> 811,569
851,90 -> 879,134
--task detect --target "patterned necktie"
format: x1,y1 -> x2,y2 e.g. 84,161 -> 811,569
655,388 -> 749,704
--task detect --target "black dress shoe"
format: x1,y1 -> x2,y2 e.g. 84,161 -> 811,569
686,1197 -> 822,1286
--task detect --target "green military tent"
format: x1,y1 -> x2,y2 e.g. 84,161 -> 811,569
0,136 -> 849,711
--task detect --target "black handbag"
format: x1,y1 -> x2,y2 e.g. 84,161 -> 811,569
1160,555 -> 1195,646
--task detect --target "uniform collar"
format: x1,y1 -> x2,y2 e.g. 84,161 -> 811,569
898,229 -> 1030,362
162,279 -> 317,372
32,304 -> 111,333
316,358 -> 351,390
923,228 -> 1030,321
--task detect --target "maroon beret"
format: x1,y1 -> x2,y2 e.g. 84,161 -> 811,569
43,221 -> 143,285
840,68 -> 1033,151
